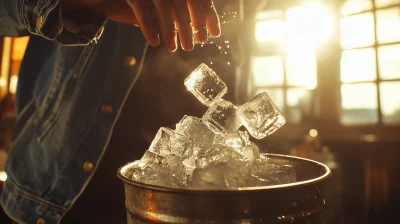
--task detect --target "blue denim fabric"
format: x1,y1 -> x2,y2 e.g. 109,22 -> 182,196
0,1 -> 149,223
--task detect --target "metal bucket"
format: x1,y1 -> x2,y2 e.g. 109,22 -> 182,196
117,154 -> 331,224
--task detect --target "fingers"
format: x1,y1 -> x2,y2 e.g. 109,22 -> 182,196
206,0 -> 221,37
127,0 -> 160,47
152,0 -> 177,52
127,0 -> 221,51
187,0 -> 208,42
172,0 -> 194,51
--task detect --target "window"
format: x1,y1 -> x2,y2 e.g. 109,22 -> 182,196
340,0 -> 400,125
243,0 -> 400,141
249,3 -> 332,124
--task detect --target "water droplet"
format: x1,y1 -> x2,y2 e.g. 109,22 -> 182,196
227,62 -> 230,65
210,62 -> 213,65
224,52 -> 227,54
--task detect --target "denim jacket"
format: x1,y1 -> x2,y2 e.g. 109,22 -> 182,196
0,1 -> 148,223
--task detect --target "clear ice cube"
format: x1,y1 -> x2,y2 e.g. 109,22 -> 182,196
237,92 -> 286,139
161,155 -> 187,187
182,148 -> 200,176
223,131 -> 250,151
202,99 -> 242,135
132,151 -> 165,185
184,63 -> 227,106
198,144 -> 248,169
212,130 -> 258,161
149,127 -> 193,158
191,163 -> 228,189
138,150 -> 164,168
175,116 -> 215,149
241,142 -> 260,161
224,164 -> 252,188
251,160 -> 296,186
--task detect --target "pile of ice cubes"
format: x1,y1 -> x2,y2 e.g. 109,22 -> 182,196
124,63 -> 295,189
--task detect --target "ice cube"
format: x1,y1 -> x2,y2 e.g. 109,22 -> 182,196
182,147 -> 200,176
199,144 -> 248,169
138,150 -> 164,168
175,116 -> 215,149
161,155 -> 187,187
192,145 -> 251,188
202,99 -> 242,135
224,164 -> 252,188
149,127 -> 193,158
223,131 -> 250,151
184,63 -> 227,106
241,142 -> 260,161
251,162 -> 296,186
191,163 -> 228,189
237,92 -> 286,139
132,151 -> 165,185
212,130 -> 259,161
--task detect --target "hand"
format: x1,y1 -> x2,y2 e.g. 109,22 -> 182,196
61,0 -> 221,52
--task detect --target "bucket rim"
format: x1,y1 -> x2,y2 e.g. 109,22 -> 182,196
117,153 -> 332,193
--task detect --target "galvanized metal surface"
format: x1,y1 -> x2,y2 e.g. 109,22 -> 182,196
118,154 -> 331,224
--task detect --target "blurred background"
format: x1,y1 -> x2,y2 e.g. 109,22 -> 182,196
1,0 -> 400,223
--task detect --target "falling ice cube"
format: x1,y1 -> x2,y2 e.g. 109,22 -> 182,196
237,92 -> 286,139
161,154 -> 187,187
175,116 -> 215,149
202,99 -> 242,135
149,127 -> 193,158
184,63 -> 227,106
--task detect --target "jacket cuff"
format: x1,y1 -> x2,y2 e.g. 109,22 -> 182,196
23,0 -> 107,45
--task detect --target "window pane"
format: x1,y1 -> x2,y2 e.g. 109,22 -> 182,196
286,53 -> 317,89
255,88 -> 284,110
378,44 -> 400,80
379,82 -> 400,124
380,82 -> 400,124
255,19 -> 284,42
341,48 -> 377,83
340,13 -> 375,49
287,88 -> 313,123
341,0 -> 373,16
341,83 -> 378,124
376,7 -> 400,44
252,56 -> 284,86
285,4 -> 333,52
375,0 -> 400,8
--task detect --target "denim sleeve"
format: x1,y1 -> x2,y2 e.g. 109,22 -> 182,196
0,0 -> 107,45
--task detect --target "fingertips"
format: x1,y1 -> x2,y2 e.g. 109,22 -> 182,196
129,0 -> 160,47
172,0 -> 194,51
153,0 -> 177,52
187,0 -> 208,43
206,1 -> 221,37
